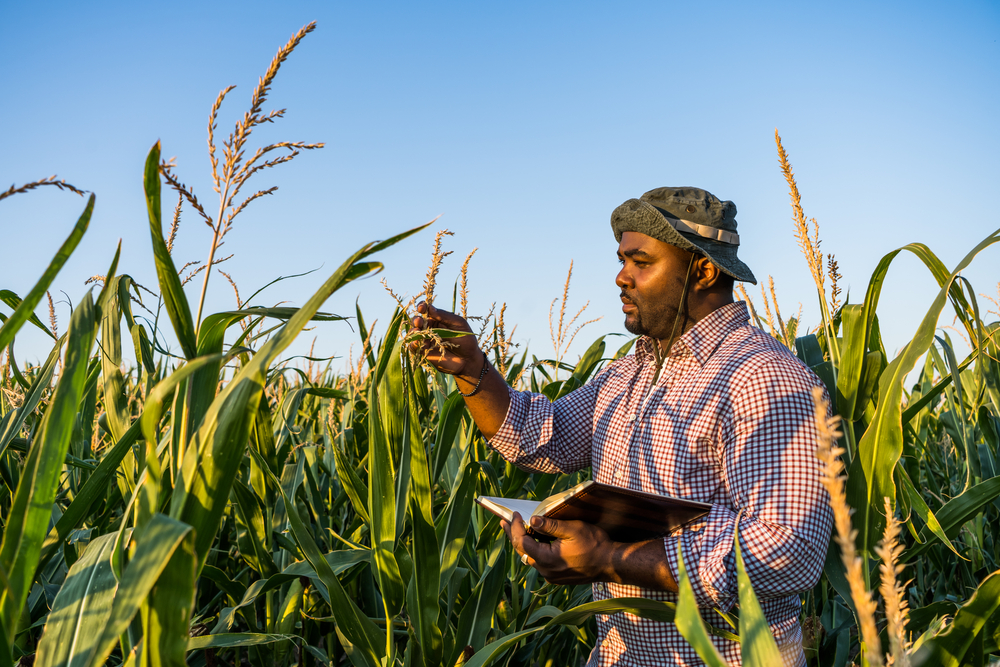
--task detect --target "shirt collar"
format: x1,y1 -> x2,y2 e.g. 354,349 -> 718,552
634,301 -> 750,367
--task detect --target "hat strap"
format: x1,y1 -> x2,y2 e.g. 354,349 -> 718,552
669,217 -> 740,246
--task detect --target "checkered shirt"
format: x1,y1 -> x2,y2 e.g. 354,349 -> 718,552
489,301 -> 833,667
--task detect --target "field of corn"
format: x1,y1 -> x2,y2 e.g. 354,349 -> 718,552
2,23 -> 1000,667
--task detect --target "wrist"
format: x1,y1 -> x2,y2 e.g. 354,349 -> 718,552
458,350 -> 489,398
599,541 -> 624,584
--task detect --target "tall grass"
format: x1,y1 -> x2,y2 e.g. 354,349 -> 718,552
1,25 -> 999,667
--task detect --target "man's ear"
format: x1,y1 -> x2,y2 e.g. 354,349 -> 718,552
692,255 -> 721,290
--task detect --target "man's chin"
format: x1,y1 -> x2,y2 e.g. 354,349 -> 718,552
623,315 -> 645,336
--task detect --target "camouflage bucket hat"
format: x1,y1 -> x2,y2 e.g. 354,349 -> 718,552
610,186 -> 757,284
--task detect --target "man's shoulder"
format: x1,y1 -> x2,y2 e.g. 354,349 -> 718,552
714,323 -> 817,382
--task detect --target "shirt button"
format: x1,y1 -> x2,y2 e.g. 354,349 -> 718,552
627,413 -> 637,422
614,470 -> 623,480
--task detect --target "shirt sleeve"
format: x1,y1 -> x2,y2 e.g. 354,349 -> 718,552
487,368 -> 613,474
662,356 -> 834,611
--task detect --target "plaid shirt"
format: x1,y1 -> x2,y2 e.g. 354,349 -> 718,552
489,301 -> 832,666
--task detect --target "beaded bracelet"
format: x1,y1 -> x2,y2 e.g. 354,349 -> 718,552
459,350 -> 489,397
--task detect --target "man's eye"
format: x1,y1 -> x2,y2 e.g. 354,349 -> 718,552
617,258 -> 625,265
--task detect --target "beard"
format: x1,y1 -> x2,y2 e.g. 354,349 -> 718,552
621,290 -> 682,339
621,291 -> 653,336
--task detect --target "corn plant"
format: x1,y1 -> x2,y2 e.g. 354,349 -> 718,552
2,25 -> 1000,667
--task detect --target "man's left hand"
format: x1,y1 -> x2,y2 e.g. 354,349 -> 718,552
502,513 -> 616,585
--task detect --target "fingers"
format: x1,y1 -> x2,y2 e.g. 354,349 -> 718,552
413,301 -> 471,332
505,513 -> 540,566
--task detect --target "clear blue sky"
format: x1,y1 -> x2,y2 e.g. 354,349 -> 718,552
2,1 -> 998,371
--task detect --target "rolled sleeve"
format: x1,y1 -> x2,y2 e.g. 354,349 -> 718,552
487,373 -> 609,474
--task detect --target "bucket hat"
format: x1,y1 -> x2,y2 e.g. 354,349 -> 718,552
611,186 -> 757,284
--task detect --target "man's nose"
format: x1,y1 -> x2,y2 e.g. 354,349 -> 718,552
615,266 -> 631,289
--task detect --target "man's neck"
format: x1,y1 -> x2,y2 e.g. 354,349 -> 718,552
654,293 -> 734,356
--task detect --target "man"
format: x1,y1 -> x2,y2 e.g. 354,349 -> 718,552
411,187 -> 833,666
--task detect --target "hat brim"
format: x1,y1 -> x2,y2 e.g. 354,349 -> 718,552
611,199 -> 757,284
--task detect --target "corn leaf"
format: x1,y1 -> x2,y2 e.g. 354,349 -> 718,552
404,358 -> 442,666
850,228 -> 1000,551
143,143 -> 197,359
34,533 -> 120,667
735,526 -> 783,666
246,443 -> 384,667
86,514 -> 194,667
169,222 -> 427,569
0,194 -> 93,353
911,569 -> 1000,667
674,543 -> 729,667
140,526 -> 197,667
0,336 -> 61,459
0,290 -> 96,650
188,633 -> 297,650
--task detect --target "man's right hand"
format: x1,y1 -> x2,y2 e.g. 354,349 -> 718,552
409,301 -> 483,378
409,301 -> 510,440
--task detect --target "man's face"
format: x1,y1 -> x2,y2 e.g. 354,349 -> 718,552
615,231 -> 693,340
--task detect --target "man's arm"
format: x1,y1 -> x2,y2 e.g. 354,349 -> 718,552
660,357 -> 834,610
411,301 -> 598,474
410,302 -> 510,439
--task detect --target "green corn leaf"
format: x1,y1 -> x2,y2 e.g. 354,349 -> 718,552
170,223 -> 427,570
0,290 -> 54,340
462,628 -> 547,667
904,476 -> 1000,562
355,300 -> 377,373
0,335 -> 61,459
849,228 -> 1000,551
246,443 -> 384,666
571,336 -> 606,383
735,527 -> 783,666
464,596 -> 707,667
141,526 -> 197,667
836,304 -> 866,422
331,440 -> 371,525
431,392 -> 466,485
213,550 -> 369,632
34,533 -> 120,667
0,194 -> 93,353
0,290 -> 96,650
367,341 -> 405,617
37,421 -> 142,568
674,543 -> 729,667
99,276 -> 131,445
143,142 -> 197,359
188,633 -> 297,650
86,514 -> 194,667
437,461 -> 476,591
453,555 -> 506,663
546,597 -> 679,627
911,569 -> 1000,667
404,358 -> 442,666
199,565 -> 246,605
231,478 -> 278,578
896,464 -> 961,558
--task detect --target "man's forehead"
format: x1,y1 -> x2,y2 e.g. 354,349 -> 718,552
617,231 -> 672,256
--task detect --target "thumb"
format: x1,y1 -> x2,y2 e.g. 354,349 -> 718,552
422,302 -> 472,332
529,516 -> 576,540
